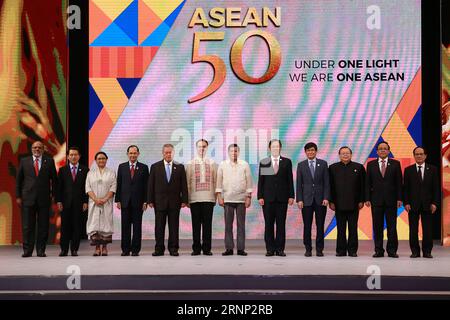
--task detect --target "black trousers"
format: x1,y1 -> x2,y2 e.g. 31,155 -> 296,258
263,201 -> 288,252
335,209 -> 359,255
60,204 -> 82,252
372,205 -> 398,254
408,209 -> 433,255
155,208 -> 180,253
302,201 -> 327,252
22,204 -> 49,255
190,202 -> 214,252
121,205 -> 143,254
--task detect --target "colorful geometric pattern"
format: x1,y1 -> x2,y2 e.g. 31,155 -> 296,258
89,0 -> 186,163
325,68 -> 422,240
89,0 -> 422,240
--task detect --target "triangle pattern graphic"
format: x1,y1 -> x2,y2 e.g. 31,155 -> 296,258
164,0 -> 185,27
89,1 -> 113,44
138,0 -> 162,45
91,21 -> 136,46
140,22 -> 170,47
117,78 -> 141,99
114,0 -> 138,45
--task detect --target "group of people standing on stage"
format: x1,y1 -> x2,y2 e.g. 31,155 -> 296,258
16,139 -> 439,259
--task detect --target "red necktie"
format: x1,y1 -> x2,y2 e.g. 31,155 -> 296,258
72,166 -> 77,181
273,159 -> 279,174
34,158 -> 39,176
130,164 -> 135,178
381,160 -> 386,178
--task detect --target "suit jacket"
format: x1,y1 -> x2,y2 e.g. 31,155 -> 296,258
16,155 -> 57,207
258,156 -> 295,203
148,160 -> 188,210
329,161 -> 366,211
56,164 -> 89,209
115,161 -> 149,209
366,158 -> 402,206
403,163 -> 439,211
296,158 -> 330,206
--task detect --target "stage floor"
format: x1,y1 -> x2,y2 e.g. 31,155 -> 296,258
1,240 -> 449,299
0,240 -> 449,277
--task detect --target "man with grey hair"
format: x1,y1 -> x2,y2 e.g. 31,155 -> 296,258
16,141 -> 57,257
148,144 -> 188,256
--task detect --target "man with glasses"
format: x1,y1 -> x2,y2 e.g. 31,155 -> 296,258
329,146 -> 366,257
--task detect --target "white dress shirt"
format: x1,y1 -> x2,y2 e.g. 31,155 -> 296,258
216,159 -> 252,203
378,157 -> 388,171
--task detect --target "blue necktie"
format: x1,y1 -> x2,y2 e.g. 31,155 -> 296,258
309,161 -> 315,179
166,163 -> 171,182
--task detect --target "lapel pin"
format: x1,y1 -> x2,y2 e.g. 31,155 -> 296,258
354,169 -> 357,172
317,164 -> 320,167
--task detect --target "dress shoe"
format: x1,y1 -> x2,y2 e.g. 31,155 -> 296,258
59,251 -> 68,257
121,252 -> 130,256
22,253 -> 32,258
131,252 -> 139,257
388,253 -> 399,258
71,251 -> 78,257
265,251 -> 275,257
316,251 -> 324,257
170,251 -> 179,256
336,252 -> 346,257
152,251 -> 164,256
37,252 -> 47,257
410,253 -> 420,258
423,253 -> 433,259
304,250 -> 312,257
276,251 -> 286,257
203,251 -> 213,256
191,251 -> 201,256
348,252 -> 358,257
222,249 -> 233,256
237,250 -> 247,256
372,252 -> 384,258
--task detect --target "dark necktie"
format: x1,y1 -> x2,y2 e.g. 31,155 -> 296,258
72,166 -> 77,181
309,160 -> 315,179
418,165 -> 423,182
130,164 -> 135,179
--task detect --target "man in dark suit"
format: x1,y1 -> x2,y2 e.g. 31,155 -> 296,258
329,146 -> 366,257
365,141 -> 403,258
148,144 -> 188,256
56,147 -> 89,257
404,147 -> 439,258
258,139 -> 295,257
115,145 -> 149,256
296,142 -> 330,257
16,141 -> 57,257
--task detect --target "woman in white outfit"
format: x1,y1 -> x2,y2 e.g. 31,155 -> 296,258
85,151 -> 116,256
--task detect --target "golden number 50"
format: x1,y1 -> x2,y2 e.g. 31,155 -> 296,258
188,30 -> 281,103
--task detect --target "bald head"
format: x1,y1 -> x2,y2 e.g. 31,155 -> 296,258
31,141 -> 44,157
